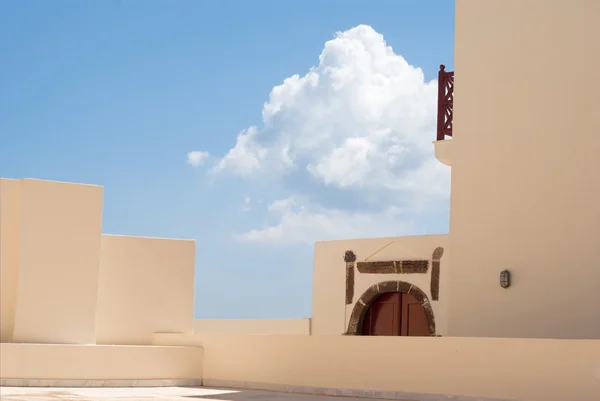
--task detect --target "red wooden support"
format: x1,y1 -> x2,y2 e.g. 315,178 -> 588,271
436,65 -> 454,140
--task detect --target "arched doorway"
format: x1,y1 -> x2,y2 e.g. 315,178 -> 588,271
362,292 -> 430,336
346,281 -> 436,336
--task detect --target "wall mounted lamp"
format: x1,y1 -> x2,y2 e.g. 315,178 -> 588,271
500,270 -> 511,289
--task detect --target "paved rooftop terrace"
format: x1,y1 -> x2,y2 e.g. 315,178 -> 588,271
0,386 -> 514,401
1,387 -> 379,401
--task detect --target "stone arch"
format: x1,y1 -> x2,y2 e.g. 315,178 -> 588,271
345,281 -> 436,336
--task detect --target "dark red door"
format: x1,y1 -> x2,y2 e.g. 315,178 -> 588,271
362,292 -> 401,335
361,292 -> 430,336
400,292 -> 430,336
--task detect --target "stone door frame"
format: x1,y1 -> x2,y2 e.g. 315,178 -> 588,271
345,280 -> 436,336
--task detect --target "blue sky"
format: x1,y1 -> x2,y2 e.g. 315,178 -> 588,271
0,0 -> 454,319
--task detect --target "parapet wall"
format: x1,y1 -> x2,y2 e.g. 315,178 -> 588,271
154,333 -> 600,401
3,333 -> 599,400
0,343 -> 203,387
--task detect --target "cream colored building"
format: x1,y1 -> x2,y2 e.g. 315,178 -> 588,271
1,1 -> 600,401
315,0 -> 600,341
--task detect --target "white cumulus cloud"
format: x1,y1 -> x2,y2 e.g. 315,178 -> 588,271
211,127 -> 268,176
205,25 -> 450,244
236,196 -> 415,245
187,151 -> 210,167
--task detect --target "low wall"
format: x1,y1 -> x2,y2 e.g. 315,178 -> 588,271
154,333 -> 600,401
96,235 -> 196,346
192,318 -> 310,335
0,343 -> 203,387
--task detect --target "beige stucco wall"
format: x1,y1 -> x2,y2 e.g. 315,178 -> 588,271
153,333 -> 600,401
0,343 -> 202,381
193,319 -> 310,335
0,179 -> 21,342
448,0 -> 600,339
11,179 -> 104,344
312,235 -> 448,336
0,177 -> 196,346
95,234 -> 196,345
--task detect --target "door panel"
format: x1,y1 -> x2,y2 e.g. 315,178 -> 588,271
401,293 -> 430,336
361,292 -> 401,336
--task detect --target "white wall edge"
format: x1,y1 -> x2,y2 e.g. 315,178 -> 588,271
0,379 -> 202,388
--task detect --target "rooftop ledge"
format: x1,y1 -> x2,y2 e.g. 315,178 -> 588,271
433,139 -> 452,166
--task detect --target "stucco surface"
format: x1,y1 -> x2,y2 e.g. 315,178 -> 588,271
12,179 -> 104,344
153,333 -> 600,401
449,0 -> 600,339
95,234 -> 195,345
0,179 -> 21,343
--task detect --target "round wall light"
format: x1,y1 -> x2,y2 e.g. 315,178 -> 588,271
500,270 -> 511,289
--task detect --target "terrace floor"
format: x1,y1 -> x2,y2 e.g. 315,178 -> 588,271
1,387 -> 381,401
0,386 -> 512,401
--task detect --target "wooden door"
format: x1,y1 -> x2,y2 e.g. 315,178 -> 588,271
361,292 -> 430,336
400,292 -> 430,336
362,292 -> 401,335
